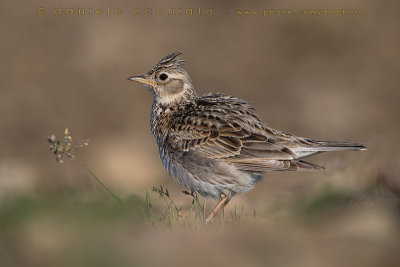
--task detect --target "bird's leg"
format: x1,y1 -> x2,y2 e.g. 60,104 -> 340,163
205,194 -> 231,223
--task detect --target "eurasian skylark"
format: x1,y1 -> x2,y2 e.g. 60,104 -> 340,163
128,52 -> 366,222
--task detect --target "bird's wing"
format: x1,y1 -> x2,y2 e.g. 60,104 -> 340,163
168,94 -> 298,170
169,120 -> 294,160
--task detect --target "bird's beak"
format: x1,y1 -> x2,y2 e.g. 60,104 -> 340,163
127,75 -> 158,86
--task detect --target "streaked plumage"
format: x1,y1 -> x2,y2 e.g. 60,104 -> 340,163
128,52 -> 366,221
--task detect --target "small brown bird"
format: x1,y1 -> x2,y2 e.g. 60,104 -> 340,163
128,52 -> 366,222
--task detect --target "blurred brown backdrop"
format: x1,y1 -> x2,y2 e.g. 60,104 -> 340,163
0,0 -> 400,266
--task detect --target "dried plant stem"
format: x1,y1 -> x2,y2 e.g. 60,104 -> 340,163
76,156 -> 124,204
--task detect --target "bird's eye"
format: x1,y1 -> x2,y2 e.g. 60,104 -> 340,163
159,73 -> 168,81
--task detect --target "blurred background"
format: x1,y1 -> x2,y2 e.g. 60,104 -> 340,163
1,0 -> 399,266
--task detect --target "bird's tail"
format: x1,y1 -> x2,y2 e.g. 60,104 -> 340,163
313,141 -> 367,151
291,140 -> 367,159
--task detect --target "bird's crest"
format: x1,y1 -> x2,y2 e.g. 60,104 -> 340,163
147,52 -> 185,75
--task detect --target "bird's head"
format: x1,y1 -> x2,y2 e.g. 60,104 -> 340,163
128,52 -> 196,105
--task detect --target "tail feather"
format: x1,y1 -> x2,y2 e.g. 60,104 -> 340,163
287,160 -> 324,171
292,140 -> 367,159
314,141 -> 367,151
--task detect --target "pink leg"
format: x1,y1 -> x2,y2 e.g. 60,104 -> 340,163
205,195 -> 230,223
